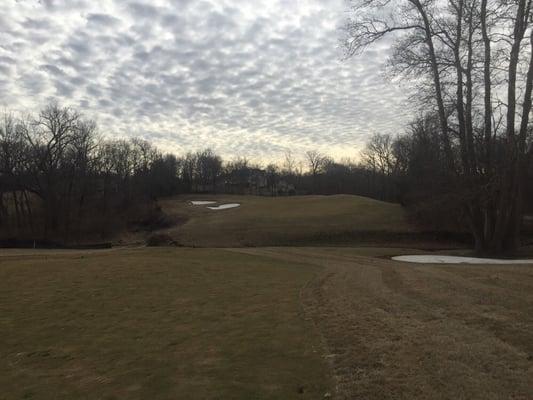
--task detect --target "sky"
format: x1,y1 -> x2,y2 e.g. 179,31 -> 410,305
0,0 -> 413,163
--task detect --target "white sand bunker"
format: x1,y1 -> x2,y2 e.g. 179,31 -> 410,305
392,255 -> 533,264
207,203 -> 240,210
190,201 -> 217,205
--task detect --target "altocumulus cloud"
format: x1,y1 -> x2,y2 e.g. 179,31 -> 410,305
0,0 -> 413,161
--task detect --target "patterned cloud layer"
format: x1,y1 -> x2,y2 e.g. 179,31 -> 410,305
0,0 -> 413,161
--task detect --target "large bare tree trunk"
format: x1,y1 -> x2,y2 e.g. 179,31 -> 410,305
481,0 -> 492,167
478,0 -> 495,250
0,191 -> 5,228
22,191 -> 34,235
451,0 -> 470,173
411,0 -> 455,170
13,191 -> 21,231
464,1 -> 476,169
490,0 -> 529,253
508,28 -> 533,251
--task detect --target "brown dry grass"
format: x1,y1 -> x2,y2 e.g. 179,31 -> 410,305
0,248 -> 331,399
231,247 -> 533,399
2,246 -> 532,399
158,194 -> 415,247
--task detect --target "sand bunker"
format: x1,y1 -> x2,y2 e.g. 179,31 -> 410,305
190,201 -> 217,205
392,255 -> 533,264
207,203 -> 240,210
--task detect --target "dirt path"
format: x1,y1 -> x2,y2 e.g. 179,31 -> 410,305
230,247 -> 533,399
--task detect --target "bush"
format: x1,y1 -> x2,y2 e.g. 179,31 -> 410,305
146,233 -> 178,247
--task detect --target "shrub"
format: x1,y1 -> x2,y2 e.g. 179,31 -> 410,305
146,233 -> 178,247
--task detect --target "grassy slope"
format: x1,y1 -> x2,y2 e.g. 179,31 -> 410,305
159,194 -> 414,247
0,248 -> 331,400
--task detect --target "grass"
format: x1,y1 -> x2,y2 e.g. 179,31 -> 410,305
158,194 -> 414,247
0,248 -> 331,400
3,245 -> 531,399
237,247 -> 533,399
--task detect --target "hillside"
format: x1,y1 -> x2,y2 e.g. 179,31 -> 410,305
157,194 -> 416,247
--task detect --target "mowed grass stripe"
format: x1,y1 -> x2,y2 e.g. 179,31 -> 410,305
0,248 -> 331,399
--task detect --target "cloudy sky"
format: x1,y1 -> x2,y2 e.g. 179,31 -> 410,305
1,0 -> 412,162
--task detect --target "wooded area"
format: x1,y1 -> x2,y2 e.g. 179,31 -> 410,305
0,103 -> 399,244
344,0 -> 533,253
1,100 -> 532,250
2,0 -> 533,254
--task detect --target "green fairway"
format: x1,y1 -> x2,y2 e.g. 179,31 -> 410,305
158,194 -> 414,247
0,248 -> 331,399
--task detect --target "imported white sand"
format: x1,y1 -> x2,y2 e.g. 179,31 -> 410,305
392,255 -> 533,264
207,203 -> 240,210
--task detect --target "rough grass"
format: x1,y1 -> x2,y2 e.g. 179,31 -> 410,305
0,248 -> 331,400
232,247 -> 533,399
3,246 -> 531,399
158,194 -> 415,247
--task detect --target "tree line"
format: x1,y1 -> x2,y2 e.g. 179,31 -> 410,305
3,102 -> 530,250
0,103 -> 395,243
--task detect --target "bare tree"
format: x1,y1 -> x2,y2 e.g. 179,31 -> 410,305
265,164 -> 279,196
0,112 -> 30,231
306,150 -> 328,193
305,150 -> 327,176
361,134 -> 396,176
22,103 -> 82,235
282,150 -> 296,175
344,0 -> 454,168
344,0 -> 533,253
195,149 -> 222,193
